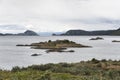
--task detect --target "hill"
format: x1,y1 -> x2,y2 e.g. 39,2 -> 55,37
0,33 -> 3,36
17,30 -> 39,36
0,30 -> 39,36
111,28 -> 120,35
61,28 -> 120,36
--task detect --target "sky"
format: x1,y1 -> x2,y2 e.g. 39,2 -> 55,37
0,0 -> 120,33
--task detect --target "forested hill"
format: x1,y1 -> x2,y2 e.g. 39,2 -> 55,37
61,28 -> 120,36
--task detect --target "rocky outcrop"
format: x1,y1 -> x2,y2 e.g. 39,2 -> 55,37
17,39 -> 91,53
46,49 -> 75,53
31,53 -> 42,56
112,40 -> 120,42
89,37 -> 104,40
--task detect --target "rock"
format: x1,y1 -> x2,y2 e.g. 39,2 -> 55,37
31,54 -> 41,56
16,44 -> 30,46
46,48 -> 75,53
112,40 -> 120,42
68,50 -> 75,52
90,37 -> 104,40
46,48 -> 66,53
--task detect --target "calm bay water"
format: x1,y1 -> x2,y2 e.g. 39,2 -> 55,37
0,36 -> 120,70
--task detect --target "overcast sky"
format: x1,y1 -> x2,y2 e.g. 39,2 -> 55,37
0,0 -> 120,33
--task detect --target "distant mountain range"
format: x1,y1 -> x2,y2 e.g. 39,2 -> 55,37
1,28 -> 120,36
61,28 -> 120,36
0,30 -> 38,36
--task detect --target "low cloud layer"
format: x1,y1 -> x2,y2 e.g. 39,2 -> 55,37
0,0 -> 120,33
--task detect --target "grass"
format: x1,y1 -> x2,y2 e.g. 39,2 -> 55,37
0,58 -> 120,80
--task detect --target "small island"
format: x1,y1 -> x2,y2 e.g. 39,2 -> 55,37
31,53 -> 42,56
17,39 -> 91,53
112,40 -> 120,42
89,37 -> 104,40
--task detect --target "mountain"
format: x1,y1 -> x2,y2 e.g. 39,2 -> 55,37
0,30 -> 39,36
24,30 -> 38,36
63,30 -> 90,35
17,30 -> 39,36
61,28 -> 120,36
0,33 -> 3,36
111,28 -> 120,35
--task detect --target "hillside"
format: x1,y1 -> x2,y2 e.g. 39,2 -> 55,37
0,30 -> 39,36
0,33 -> 3,36
111,28 -> 120,35
17,30 -> 38,36
62,28 -> 120,36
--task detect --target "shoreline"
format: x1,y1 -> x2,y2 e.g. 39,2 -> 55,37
0,58 -> 120,80
0,58 -> 120,70
0,58 -> 120,71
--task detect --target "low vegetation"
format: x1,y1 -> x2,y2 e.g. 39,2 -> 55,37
0,58 -> 120,80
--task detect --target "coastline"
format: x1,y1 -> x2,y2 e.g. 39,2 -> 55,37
0,58 -> 120,80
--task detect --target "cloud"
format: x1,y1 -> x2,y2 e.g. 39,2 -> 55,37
0,0 -> 120,32
0,25 -> 25,30
0,24 -> 26,33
